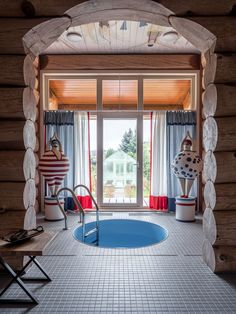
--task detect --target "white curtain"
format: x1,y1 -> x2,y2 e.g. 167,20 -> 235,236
151,111 -> 167,196
74,112 -> 91,196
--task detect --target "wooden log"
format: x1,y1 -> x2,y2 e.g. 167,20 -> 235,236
34,136 -> 39,153
34,200 -> 39,213
23,87 -> 39,121
169,16 -> 216,53
23,55 -> 38,90
202,51 -> 217,89
0,1 -> 234,17
162,1 -> 235,16
0,149 -> 36,181
0,121 -> 25,150
71,10 -> 170,29
215,117 -> 236,152
23,17 -> 71,56
203,150 -> 216,183
23,179 -> 36,209
203,84 -> 236,118
0,180 -> 36,211
204,181 -> 236,211
0,183 -> 25,210
0,210 -> 25,238
0,120 -> 36,150
203,208 -> 236,246
0,55 -> 38,88
203,151 -> 236,184
0,18 -> 49,54
214,54 -> 236,84
190,17 -> 236,53
202,239 -> 236,273
24,205 -> 36,230
23,120 -> 36,150
215,152 -> 236,184
40,54 -> 201,71
0,0 -> 84,17
203,116 -> 236,152
203,117 -> 218,152
23,148 -> 36,181
0,87 -> 39,120
35,169 -> 39,186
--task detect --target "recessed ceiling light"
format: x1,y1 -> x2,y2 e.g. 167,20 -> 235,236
162,31 -> 179,42
66,32 -> 83,42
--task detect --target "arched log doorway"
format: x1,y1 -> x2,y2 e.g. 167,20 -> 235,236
22,0 -> 231,273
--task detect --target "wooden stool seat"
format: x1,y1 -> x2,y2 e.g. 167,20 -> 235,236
0,232 -> 55,305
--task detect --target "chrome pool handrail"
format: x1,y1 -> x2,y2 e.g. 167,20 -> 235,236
73,184 -> 99,244
56,187 -> 85,230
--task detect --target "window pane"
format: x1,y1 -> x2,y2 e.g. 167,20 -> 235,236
49,79 -> 97,110
103,119 -> 137,204
143,79 -> 191,110
102,80 -> 138,110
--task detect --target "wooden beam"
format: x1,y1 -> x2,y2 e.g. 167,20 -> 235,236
169,16 -> 216,53
215,54 -> 236,83
0,55 -> 38,88
203,208 -> 236,246
0,210 -> 25,238
203,151 -> 236,184
204,181 -> 236,211
0,120 -> 36,150
159,1 -> 235,16
0,150 -> 36,182
203,84 -> 236,118
190,17 -> 236,53
203,116 -> 236,152
0,18 -> 48,54
40,54 -> 201,71
0,87 -> 39,120
0,0 -> 235,17
203,239 -> 236,273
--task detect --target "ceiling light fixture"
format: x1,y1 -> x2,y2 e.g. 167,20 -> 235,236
162,31 -> 179,42
66,31 -> 83,42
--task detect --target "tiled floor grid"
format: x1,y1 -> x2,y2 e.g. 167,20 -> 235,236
0,211 -> 236,313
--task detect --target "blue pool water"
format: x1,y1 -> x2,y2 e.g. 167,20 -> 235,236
73,219 -> 168,248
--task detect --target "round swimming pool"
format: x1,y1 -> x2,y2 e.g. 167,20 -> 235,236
73,219 -> 168,248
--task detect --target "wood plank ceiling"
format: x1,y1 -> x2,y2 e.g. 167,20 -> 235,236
44,20 -> 198,54
49,79 -> 191,111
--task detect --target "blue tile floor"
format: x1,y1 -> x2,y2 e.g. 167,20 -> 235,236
0,211 -> 236,313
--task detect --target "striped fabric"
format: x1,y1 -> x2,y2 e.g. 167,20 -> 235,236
39,150 -> 69,188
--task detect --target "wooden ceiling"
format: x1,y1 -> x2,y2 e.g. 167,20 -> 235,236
49,78 -> 191,111
44,20 -> 198,54
50,79 -> 97,105
143,79 -> 191,109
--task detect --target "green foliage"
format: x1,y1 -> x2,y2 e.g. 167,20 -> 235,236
143,142 -> 150,182
119,128 -> 136,158
105,148 -> 115,159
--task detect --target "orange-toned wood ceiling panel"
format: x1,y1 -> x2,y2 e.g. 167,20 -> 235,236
102,80 -> 137,106
49,78 -> 191,109
143,79 -> 191,106
50,79 -> 97,105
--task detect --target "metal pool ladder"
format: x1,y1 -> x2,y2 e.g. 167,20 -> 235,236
56,185 -> 99,245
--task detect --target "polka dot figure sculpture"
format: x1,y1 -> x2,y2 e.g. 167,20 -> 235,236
39,133 -> 70,197
171,131 -> 203,198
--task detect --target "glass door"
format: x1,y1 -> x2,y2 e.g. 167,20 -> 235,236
97,113 -> 143,208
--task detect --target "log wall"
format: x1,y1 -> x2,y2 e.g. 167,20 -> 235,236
0,0 -> 236,273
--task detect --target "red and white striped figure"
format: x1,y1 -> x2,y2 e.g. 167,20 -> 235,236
39,133 -> 70,197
